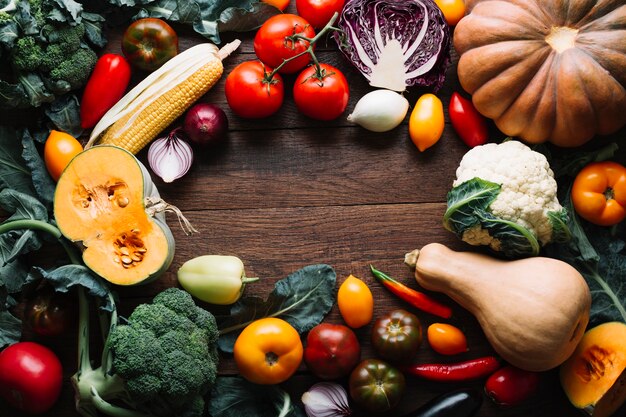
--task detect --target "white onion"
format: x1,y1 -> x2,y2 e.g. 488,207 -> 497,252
301,382 -> 351,417
147,128 -> 194,183
347,89 -> 409,132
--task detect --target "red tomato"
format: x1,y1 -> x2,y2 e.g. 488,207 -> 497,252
293,63 -> 349,120
80,54 -> 131,128
296,0 -> 345,29
254,14 -> 316,74
122,18 -> 178,71
0,342 -> 63,414
225,61 -> 284,118
485,365 -> 540,406
304,323 -> 361,380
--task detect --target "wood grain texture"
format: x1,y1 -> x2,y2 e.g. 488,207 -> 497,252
4,2 -> 625,417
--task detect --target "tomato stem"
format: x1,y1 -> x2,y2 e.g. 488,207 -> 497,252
266,12 -> 341,81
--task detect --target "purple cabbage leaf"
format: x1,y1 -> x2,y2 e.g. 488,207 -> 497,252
333,0 -> 451,92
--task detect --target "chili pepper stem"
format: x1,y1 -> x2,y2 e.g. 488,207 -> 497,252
242,277 -> 260,283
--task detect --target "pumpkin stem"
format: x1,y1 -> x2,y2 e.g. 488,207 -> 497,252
404,249 -> 421,269
144,196 -> 198,235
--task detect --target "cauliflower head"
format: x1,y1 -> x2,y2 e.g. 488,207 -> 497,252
444,140 -> 570,258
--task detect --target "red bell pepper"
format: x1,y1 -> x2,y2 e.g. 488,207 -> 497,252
405,356 -> 501,382
80,54 -> 131,129
449,92 -> 489,147
370,266 -> 452,319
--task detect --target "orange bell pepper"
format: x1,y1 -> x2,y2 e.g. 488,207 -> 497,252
233,317 -> 303,385
571,161 -> 626,226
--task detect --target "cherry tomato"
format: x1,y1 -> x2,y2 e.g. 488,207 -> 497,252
261,0 -> 291,10
485,365 -> 540,406
304,323 -> 361,380
122,18 -> 178,71
434,0 -> 467,26
233,317 -> 303,385
571,161 -> 626,226
254,14 -> 316,74
293,63 -> 349,121
409,93 -> 445,152
44,130 -> 83,181
449,92 -> 489,148
0,342 -> 63,414
80,54 -> 131,129
337,274 -> 374,329
225,61 -> 285,119
296,0 -> 345,29
427,323 -> 469,355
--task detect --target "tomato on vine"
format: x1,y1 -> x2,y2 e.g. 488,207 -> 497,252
296,0 -> 345,29
254,14 -> 316,74
225,61 -> 285,118
293,63 -> 349,120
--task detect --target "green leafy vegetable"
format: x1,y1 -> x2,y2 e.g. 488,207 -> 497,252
0,126 -> 37,196
209,377 -> 306,417
217,264 -> 336,353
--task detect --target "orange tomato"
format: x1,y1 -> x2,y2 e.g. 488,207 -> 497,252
427,323 -> 468,355
233,317 -> 303,385
409,94 -> 445,152
261,0 -> 291,11
43,130 -> 83,182
434,0 -> 467,26
571,161 -> 626,226
337,274 -> 374,328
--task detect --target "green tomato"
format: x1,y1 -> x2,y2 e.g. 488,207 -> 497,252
371,309 -> 422,363
177,255 -> 258,305
349,359 -> 406,413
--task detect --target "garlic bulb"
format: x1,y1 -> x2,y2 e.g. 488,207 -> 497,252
302,382 -> 351,417
347,89 -> 409,132
147,128 -> 194,183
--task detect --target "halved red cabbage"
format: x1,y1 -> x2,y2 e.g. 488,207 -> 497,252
333,0 -> 451,92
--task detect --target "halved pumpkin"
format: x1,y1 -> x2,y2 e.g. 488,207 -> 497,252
560,322 -> 626,417
54,145 -> 175,286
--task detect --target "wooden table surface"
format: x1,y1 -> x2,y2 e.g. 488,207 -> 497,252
4,4 -> 626,417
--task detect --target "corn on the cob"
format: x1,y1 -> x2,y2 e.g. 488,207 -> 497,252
86,41 -> 240,154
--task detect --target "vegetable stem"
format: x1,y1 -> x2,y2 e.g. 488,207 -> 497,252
370,265 -> 452,319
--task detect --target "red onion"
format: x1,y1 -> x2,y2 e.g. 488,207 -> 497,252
147,128 -> 193,183
183,103 -> 229,146
302,382 -> 352,417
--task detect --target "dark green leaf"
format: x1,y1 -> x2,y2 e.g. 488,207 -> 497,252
547,208 -> 571,244
44,94 -> 83,137
0,127 -> 36,196
0,310 -> 22,348
18,73 -> 55,107
0,20 -> 19,47
549,142 -> 619,179
52,0 -> 84,22
14,0 -> 39,35
0,188 -> 49,222
28,265 -> 113,309
217,264 -> 336,353
475,210 -> 540,257
218,2 -> 280,34
82,12 -> 107,47
0,79 -> 30,109
210,377 -> 306,417
21,129 -> 56,208
0,258 -> 29,294
443,178 -> 501,234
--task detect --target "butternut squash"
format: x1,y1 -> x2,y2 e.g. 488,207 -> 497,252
560,322 -> 626,417
54,145 -> 177,286
405,243 -> 591,371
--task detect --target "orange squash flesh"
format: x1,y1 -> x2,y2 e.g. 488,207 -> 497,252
54,145 -> 174,286
560,322 -> 626,417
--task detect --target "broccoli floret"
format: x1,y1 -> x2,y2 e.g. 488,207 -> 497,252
48,47 -> 97,90
102,288 -> 220,417
12,36 -> 43,72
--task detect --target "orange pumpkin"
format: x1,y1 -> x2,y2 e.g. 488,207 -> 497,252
454,0 -> 626,147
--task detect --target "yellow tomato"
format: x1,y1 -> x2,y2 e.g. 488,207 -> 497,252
44,130 -> 83,182
409,94 -> 445,152
337,274 -> 374,328
261,0 -> 291,11
427,323 -> 468,355
233,317 -> 303,385
434,0 -> 467,26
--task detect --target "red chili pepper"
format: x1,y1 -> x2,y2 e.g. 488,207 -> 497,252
80,54 -> 132,129
449,92 -> 489,148
484,365 -> 540,406
370,266 -> 452,319
405,356 -> 501,382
